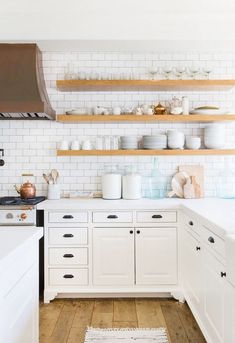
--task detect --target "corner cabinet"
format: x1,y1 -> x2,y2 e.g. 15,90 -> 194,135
93,227 -> 177,286
43,209 -> 179,303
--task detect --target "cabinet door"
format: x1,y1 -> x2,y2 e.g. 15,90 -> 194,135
203,249 -> 225,343
135,227 -> 177,285
0,263 -> 38,343
93,227 -> 134,285
224,280 -> 235,343
183,229 -> 202,313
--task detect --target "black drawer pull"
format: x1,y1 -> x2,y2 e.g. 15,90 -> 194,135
136,230 -> 140,234
63,254 -> 74,258
196,246 -> 201,251
107,215 -> 118,219
189,221 -> 194,226
152,214 -> 163,219
63,215 -> 74,219
130,230 -> 134,234
63,233 -> 74,238
221,272 -> 226,278
63,274 -> 74,279
208,236 -> 215,243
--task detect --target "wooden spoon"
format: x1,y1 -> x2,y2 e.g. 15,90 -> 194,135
43,173 -> 50,184
51,169 -> 59,184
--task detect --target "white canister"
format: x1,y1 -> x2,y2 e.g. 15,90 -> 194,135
182,96 -> 189,115
48,184 -> 61,200
102,173 -> 122,199
122,173 -> 142,200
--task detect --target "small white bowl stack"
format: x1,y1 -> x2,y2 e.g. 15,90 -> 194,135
120,136 -> 139,150
167,130 -> 185,149
142,135 -> 167,150
204,124 -> 225,149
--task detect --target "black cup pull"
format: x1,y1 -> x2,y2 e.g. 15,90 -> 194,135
136,230 -> 140,234
107,215 -> 118,219
63,254 -> 74,258
196,246 -> 201,251
152,214 -> 163,219
63,215 -> 74,219
63,233 -> 74,238
221,272 -> 226,278
208,236 -> 215,243
63,274 -> 74,279
189,221 -> 194,226
130,230 -> 134,234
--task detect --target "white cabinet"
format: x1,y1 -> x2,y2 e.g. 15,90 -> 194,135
92,227 -> 135,285
92,227 -> 177,286
203,249 -> 225,343
136,228 -> 177,285
183,229 -> 202,314
224,280 -> 235,343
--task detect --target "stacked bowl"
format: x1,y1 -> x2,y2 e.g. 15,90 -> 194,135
204,124 -> 225,149
120,136 -> 139,150
167,130 -> 185,149
143,135 -> 167,150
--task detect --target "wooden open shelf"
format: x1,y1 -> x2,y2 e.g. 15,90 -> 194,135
56,79 -> 235,92
57,149 -> 235,156
57,114 -> 235,123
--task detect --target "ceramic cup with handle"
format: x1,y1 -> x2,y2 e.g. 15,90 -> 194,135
71,140 -> 80,150
60,140 -> 70,150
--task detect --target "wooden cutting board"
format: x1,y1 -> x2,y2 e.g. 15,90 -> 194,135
179,165 -> 204,197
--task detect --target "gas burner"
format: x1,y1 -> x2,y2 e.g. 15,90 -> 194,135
0,196 -> 46,206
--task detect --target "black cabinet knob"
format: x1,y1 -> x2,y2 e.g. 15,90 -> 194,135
152,214 -> 163,219
63,274 -> 74,279
130,230 -> 134,234
63,233 -> 74,238
208,236 -> 215,243
107,215 -> 118,219
136,230 -> 140,234
63,254 -> 74,258
196,246 -> 201,251
221,272 -> 226,278
189,221 -> 194,226
63,215 -> 74,219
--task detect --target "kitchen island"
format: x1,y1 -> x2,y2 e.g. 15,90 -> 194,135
0,227 -> 43,343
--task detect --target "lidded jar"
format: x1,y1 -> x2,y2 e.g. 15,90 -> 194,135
102,165 -> 122,200
122,166 -> 142,200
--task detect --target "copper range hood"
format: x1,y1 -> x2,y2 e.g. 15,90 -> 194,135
0,44 -> 55,120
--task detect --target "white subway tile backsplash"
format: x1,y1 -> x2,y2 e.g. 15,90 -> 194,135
0,50 -> 235,197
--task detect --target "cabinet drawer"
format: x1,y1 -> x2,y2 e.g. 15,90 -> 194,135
92,211 -> 133,223
49,248 -> 88,266
201,226 -> 225,258
48,212 -> 88,223
48,227 -> 88,245
49,268 -> 88,286
136,211 -> 177,223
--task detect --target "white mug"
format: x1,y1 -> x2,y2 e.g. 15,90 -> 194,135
82,140 -> 92,150
112,107 -> 121,115
71,140 -> 80,150
60,140 -> 69,150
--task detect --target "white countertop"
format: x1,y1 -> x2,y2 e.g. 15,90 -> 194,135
0,227 -> 43,269
37,197 -> 235,238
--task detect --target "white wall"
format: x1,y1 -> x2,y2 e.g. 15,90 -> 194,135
1,0 -> 235,42
0,50 -> 235,198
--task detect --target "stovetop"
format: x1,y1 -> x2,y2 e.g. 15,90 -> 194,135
0,196 -> 46,206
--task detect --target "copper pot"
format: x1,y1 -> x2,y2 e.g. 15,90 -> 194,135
14,181 -> 36,199
154,102 -> 167,115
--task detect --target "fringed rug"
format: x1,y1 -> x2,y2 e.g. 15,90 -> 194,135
84,327 -> 169,342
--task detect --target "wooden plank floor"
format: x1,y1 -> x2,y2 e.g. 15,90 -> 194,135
40,298 -> 206,343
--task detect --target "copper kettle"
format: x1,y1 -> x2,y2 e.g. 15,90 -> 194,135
14,181 -> 36,199
154,102 -> 167,115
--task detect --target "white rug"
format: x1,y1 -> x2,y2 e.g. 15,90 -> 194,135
84,327 -> 169,342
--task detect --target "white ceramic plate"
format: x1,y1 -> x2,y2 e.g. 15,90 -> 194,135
190,109 -> 229,115
66,110 -> 91,115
